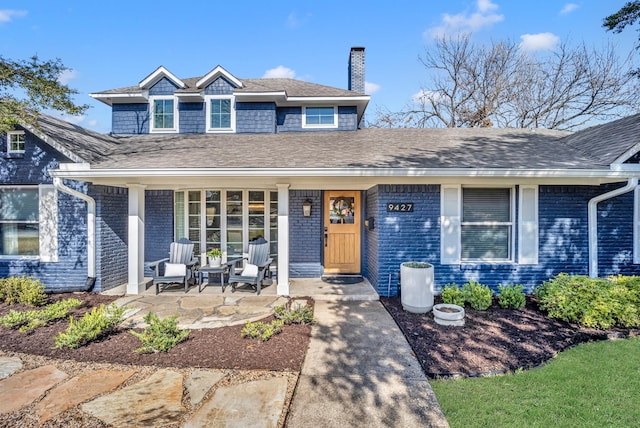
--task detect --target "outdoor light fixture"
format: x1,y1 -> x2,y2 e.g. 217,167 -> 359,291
303,199 -> 312,217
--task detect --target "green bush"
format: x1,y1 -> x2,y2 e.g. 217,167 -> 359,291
441,283 -> 465,306
130,313 -> 190,353
462,280 -> 493,310
274,302 -> 315,325
0,276 -> 47,306
54,303 -> 125,349
0,298 -> 81,332
497,284 -> 526,309
241,319 -> 284,341
534,273 -> 640,329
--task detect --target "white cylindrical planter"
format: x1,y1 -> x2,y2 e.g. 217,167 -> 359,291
400,262 -> 435,314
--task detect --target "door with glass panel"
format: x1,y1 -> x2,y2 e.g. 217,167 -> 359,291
323,191 -> 361,274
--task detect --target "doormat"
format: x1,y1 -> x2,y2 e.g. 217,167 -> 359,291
321,275 -> 363,285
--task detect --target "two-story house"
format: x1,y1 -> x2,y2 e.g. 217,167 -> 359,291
2,47 -> 640,296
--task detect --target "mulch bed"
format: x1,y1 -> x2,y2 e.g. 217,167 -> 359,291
381,295 -> 637,378
0,293 -> 311,372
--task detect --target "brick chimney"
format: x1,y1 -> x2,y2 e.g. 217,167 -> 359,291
348,47 -> 365,94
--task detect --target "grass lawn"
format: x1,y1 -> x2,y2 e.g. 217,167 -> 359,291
431,337 -> 640,428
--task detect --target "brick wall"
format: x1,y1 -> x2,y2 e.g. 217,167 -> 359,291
289,190 -> 323,277
91,185 -> 128,292
370,183 -> 640,296
145,190 -> 175,276
365,186 -> 379,290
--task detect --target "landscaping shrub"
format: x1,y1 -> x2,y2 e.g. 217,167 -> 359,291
274,302 -> 315,325
462,280 -> 493,310
241,319 -> 284,341
130,313 -> 190,353
0,298 -> 81,332
0,276 -> 46,306
54,303 -> 125,349
441,284 -> 465,306
497,284 -> 526,309
534,273 -> 640,329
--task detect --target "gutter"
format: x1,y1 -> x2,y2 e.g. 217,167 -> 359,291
52,177 -> 97,290
588,177 -> 638,278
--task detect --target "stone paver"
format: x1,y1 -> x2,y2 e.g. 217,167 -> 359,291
184,378 -> 288,428
185,370 -> 226,406
35,369 -> 136,423
180,295 -> 224,310
0,356 -> 22,379
0,365 -> 68,414
82,369 -> 185,427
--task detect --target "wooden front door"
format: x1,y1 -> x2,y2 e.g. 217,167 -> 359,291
324,191 -> 361,274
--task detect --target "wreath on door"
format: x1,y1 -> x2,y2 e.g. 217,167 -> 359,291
332,197 -> 353,222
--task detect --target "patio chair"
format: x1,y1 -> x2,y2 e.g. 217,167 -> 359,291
226,237 -> 273,295
148,238 -> 198,294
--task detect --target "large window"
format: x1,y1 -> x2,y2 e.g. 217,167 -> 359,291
175,189 -> 277,264
303,106 -> 337,128
150,97 -> 177,132
206,96 -> 235,132
0,188 -> 39,256
461,188 -> 512,261
7,131 -> 25,154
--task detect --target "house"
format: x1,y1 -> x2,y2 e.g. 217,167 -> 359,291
2,47 -> 640,296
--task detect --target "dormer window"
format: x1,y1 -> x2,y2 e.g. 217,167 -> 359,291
206,96 -> 235,133
7,131 -> 25,154
150,96 -> 178,133
302,106 -> 338,128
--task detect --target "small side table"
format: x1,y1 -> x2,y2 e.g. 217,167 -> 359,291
198,266 -> 226,292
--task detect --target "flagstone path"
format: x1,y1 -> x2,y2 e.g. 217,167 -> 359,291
0,353 -> 293,427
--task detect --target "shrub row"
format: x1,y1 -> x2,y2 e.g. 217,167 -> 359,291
441,281 -> 526,310
534,274 -> 640,329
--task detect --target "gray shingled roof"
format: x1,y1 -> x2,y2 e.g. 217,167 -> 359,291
557,114 -> 640,165
33,113 -> 640,172
93,77 -> 363,97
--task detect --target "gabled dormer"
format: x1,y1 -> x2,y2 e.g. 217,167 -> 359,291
90,47 -> 370,135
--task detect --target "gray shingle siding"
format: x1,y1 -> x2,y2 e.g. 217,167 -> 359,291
179,102 -> 206,134
204,77 -> 235,95
236,102 -> 276,133
112,103 -> 149,134
149,77 -> 179,96
276,106 -> 358,132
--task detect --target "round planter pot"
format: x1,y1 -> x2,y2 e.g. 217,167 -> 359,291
400,262 -> 434,314
208,257 -> 221,267
433,304 -> 465,326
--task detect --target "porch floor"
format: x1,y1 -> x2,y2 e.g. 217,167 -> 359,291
103,277 -> 379,301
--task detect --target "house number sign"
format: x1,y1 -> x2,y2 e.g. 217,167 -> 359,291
387,203 -> 414,212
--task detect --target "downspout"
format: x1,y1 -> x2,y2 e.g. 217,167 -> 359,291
52,177 -> 96,290
588,178 -> 637,278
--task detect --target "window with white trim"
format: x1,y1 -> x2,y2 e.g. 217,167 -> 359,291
150,97 -> 178,132
174,189 -> 277,264
302,106 -> 337,128
7,131 -> 25,154
205,96 -> 235,132
441,185 -> 537,265
461,187 -> 513,261
0,187 -> 39,256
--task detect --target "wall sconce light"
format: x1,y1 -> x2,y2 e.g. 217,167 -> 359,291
302,199 -> 312,217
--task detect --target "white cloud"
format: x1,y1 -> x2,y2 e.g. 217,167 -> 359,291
88,119 -> 98,127
519,32 -> 560,52
263,66 -> 296,79
60,114 -> 85,125
58,69 -> 78,85
364,81 -> 380,95
560,3 -> 579,15
287,12 -> 311,29
426,0 -> 504,39
0,9 -> 27,23
412,89 -> 445,104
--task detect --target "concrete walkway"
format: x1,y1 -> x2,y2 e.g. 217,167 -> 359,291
286,300 -> 449,427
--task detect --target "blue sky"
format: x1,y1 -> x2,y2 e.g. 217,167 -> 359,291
1,1 -> 637,133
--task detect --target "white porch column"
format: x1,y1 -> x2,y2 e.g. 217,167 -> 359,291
127,184 -> 146,294
277,184 -> 290,295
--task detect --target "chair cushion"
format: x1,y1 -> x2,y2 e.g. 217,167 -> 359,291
164,263 -> 186,277
241,263 -> 259,277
